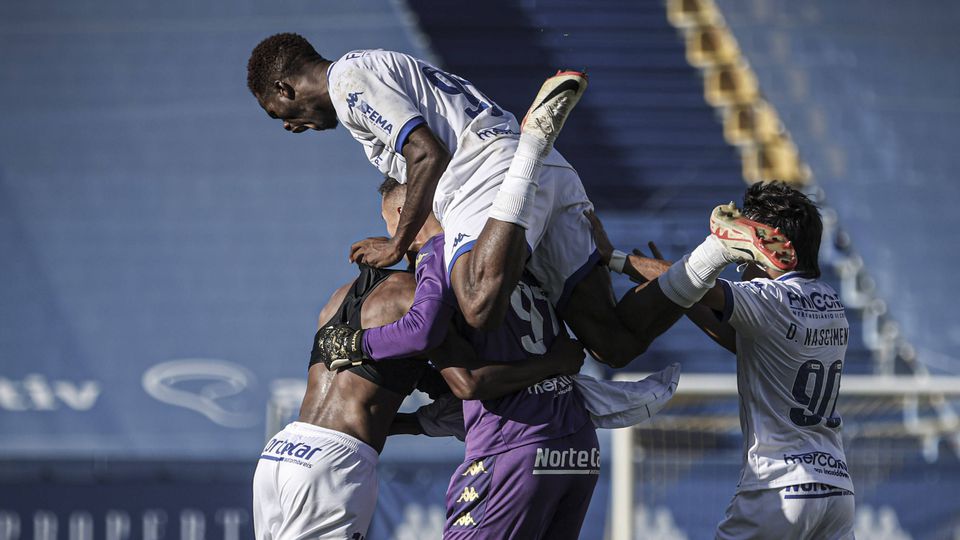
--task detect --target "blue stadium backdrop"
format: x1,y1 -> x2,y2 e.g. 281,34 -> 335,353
2,0 -> 959,538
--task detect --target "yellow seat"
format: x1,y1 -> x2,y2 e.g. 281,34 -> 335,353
667,0 -> 720,28
723,99 -> 782,146
705,61 -> 759,107
686,25 -> 740,68
740,135 -> 809,185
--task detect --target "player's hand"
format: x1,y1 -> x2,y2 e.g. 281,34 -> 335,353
646,241 -> 665,261
626,242 -> 673,283
349,236 -> 404,268
550,334 -> 586,376
583,209 -> 614,266
316,324 -> 367,370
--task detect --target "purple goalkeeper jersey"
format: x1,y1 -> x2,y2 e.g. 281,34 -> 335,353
362,233 -> 590,459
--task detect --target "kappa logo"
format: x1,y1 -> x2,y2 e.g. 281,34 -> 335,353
346,92 -> 363,110
416,251 -> 431,267
456,487 -> 480,503
476,125 -> 517,140
453,512 -> 477,527
345,92 -> 393,134
462,460 -> 487,476
452,233 -> 470,249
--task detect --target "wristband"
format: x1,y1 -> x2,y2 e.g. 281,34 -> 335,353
609,250 -> 628,274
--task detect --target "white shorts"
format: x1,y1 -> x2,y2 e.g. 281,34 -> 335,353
253,422 -> 379,540
438,139 -> 598,310
716,483 -> 855,540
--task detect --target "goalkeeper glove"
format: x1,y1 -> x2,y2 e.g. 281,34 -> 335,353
316,324 -> 367,370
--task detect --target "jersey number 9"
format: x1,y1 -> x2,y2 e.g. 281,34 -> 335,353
421,66 -> 504,119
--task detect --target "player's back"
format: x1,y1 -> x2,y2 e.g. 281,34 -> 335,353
454,271 -> 591,460
722,272 -> 854,493
300,268 -> 426,453
328,50 -> 517,180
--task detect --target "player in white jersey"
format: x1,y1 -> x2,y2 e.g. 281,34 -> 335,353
246,34 -> 684,369
588,182 -> 855,539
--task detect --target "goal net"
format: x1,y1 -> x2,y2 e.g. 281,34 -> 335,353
607,373 -> 960,540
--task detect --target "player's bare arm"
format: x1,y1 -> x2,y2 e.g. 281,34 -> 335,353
350,125 -> 451,267
585,211 -> 738,353
431,330 -> 585,401
614,244 -> 735,353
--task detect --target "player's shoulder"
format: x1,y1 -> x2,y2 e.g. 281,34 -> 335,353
414,234 -> 445,268
727,276 -> 792,313
316,280 -> 355,329
332,49 -> 414,72
367,271 -> 417,318
380,271 -> 417,293
730,276 -> 780,295
328,50 -> 412,101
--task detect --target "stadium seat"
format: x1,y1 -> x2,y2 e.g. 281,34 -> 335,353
740,135 -> 809,184
723,99 -> 782,146
667,0 -> 721,29
704,60 -> 759,107
685,25 -> 741,68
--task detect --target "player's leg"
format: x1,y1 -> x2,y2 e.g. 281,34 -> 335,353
563,195 -> 796,367
443,424 -> 599,540
560,264 -> 687,368
792,484 -> 855,540
450,72 -> 587,329
718,485 -> 852,540
814,490 -> 855,540
716,489 -> 795,540
527,167 -> 685,368
539,426 -> 601,540
252,450 -> 282,539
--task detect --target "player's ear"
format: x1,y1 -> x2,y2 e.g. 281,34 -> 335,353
275,80 -> 295,100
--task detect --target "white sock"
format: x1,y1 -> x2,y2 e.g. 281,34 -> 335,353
659,235 -> 735,307
687,234 -> 737,283
488,133 -> 551,228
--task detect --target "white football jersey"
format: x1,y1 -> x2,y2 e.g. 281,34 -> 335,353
720,272 -> 855,493
326,49 -> 570,222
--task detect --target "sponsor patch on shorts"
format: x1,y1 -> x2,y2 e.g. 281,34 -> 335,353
532,446 -> 600,476
259,437 -> 323,468
782,482 -> 852,499
782,451 -> 851,481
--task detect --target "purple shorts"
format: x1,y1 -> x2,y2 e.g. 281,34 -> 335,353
443,423 -> 599,540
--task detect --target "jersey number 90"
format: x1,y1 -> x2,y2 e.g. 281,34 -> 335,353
789,360 -> 842,428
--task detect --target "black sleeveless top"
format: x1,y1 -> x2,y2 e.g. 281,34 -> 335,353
309,264 -> 448,398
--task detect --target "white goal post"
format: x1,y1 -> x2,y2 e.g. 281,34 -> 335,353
607,373 -> 960,540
